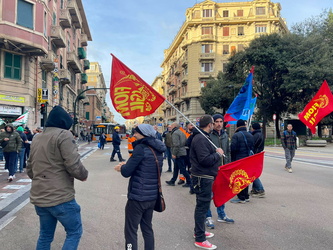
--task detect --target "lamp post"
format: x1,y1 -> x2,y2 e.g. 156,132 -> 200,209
73,87 -> 109,132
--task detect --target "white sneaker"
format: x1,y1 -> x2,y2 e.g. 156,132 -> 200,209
288,168 -> 292,173
8,175 -> 13,182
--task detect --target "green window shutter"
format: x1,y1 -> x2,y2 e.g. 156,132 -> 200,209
86,112 -> 90,120
78,47 -> 86,59
4,52 -> 21,80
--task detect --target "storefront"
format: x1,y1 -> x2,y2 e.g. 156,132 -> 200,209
0,104 -> 23,128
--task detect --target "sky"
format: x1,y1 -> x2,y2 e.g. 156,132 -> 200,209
82,0 -> 332,124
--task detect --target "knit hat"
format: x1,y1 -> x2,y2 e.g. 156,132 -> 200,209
252,123 -> 261,130
16,126 -> 24,132
135,124 -> 156,137
236,119 -> 246,127
213,114 -> 224,121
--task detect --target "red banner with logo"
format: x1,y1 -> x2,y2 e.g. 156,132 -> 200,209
110,54 -> 165,119
212,152 -> 264,207
298,80 -> 333,134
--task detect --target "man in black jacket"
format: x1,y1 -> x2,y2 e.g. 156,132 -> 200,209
250,123 -> 265,197
110,126 -> 125,162
114,124 -> 166,250
190,115 -> 223,250
230,119 -> 254,204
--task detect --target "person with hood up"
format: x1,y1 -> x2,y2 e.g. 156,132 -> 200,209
15,126 -> 28,173
27,106 -> 88,250
0,123 -> 21,181
114,124 -> 166,250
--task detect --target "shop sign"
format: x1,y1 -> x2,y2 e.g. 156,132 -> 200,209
0,105 -> 22,115
37,88 -> 48,103
0,95 -> 25,103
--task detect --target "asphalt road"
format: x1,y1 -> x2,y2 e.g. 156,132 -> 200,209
0,144 -> 332,250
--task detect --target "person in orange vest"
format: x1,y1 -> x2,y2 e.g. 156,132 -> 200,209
127,127 -> 137,157
178,122 -> 194,184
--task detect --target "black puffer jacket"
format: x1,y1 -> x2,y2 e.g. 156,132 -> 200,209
230,126 -> 254,161
252,129 -> 265,154
121,137 -> 166,201
189,129 -> 221,177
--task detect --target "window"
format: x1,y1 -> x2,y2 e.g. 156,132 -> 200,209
202,26 -> 213,35
52,12 -> 56,26
238,27 -> 244,36
223,45 -> 229,54
223,27 -> 229,36
231,46 -> 236,55
222,63 -> 228,73
86,112 -> 90,120
17,0 -> 33,29
60,55 -> 63,69
202,44 -> 213,53
42,70 -> 47,88
60,0 -> 64,9
200,81 -> 207,88
43,11 -> 47,36
223,10 -> 229,17
256,7 -> 265,15
201,63 -> 213,72
255,25 -> 267,33
238,44 -> 244,51
4,52 -> 22,80
203,9 -> 212,17
237,10 -> 243,17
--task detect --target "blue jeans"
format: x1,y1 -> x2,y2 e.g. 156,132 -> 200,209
15,147 -> 26,172
35,199 -> 82,250
252,178 -> 264,192
171,156 -> 191,184
284,148 -> 295,168
165,147 -> 173,171
206,203 -> 226,219
3,151 -> 17,176
0,147 -> 3,161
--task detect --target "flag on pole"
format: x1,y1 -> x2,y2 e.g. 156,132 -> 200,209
298,80 -> 333,134
224,69 -> 254,124
226,96 -> 257,126
212,152 -> 264,207
12,111 -> 29,127
110,54 -> 165,119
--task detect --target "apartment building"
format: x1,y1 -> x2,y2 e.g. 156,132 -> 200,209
84,62 -> 114,131
0,0 -> 91,129
161,0 -> 288,124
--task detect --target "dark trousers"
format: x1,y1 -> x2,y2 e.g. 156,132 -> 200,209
192,176 -> 214,242
4,151 -> 18,176
171,156 -> 191,184
165,147 -> 173,171
111,144 -> 123,160
237,186 -> 249,201
125,199 -> 156,250
23,146 -> 30,168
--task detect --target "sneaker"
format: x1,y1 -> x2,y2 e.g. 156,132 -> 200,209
288,168 -> 293,173
119,159 -> 126,162
230,198 -> 246,204
182,183 -> 191,188
217,216 -> 234,223
194,240 -> 217,249
177,179 -> 185,185
245,198 -> 250,202
165,180 -> 175,186
8,175 -> 13,182
252,191 -> 265,198
193,231 -> 214,239
205,217 -> 215,229
110,158 -> 116,162
189,189 -> 195,195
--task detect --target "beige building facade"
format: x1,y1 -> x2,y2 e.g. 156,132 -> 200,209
161,0 -> 288,124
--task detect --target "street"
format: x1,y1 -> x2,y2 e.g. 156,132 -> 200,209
0,143 -> 332,250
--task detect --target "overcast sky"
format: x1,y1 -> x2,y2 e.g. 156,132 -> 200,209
82,0 -> 332,123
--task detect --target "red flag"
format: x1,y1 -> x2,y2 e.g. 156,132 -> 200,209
212,152 -> 264,207
298,80 -> 333,134
110,54 -> 165,119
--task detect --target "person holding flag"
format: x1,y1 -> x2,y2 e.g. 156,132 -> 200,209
281,124 -> 297,173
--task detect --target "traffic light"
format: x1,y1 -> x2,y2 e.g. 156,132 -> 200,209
40,103 -> 46,114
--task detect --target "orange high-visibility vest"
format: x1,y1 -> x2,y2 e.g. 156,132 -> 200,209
127,136 -> 136,157
179,127 -> 191,138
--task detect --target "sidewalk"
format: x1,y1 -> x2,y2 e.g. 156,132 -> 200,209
266,141 -> 333,153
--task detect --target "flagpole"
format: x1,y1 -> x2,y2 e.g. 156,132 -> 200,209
165,99 -> 223,154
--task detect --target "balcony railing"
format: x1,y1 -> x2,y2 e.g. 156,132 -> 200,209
199,53 -> 215,60
83,59 -> 90,70
78,47 -> 86,59
81,73 -> 88,84
59,8 -> 71,28
58,69 -> 71,84
200,34 -> 216,41
40,51 -> 56,72
67,0 -> 82,29
80,33 -> 88,46
67,51 -> 82,74
198,71 -> 217,78
50,26 -> 66,48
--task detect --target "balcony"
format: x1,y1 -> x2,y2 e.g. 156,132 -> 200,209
67,0 -> 82,29
50,26 -> 66,48
67,51 -> 82,73
174,97 -> 182,105
83,59 -> 90,70
78,89 -> 86,99
58,69 -> 71,84
81,73 -> 88,84
181,75 -> 188,84
59,8 -> 71,28
200,34 -> 216,42
80,33 -> 88,47
199,53 -> 215,60
78,47 -> 86,59
40,51 -> 56,72
182,57 -> 188,67
198,71 -> 217,78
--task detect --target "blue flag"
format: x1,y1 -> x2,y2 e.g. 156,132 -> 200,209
224,71 -> 253,123
227,97 -> 257,125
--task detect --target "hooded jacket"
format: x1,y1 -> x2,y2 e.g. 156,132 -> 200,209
121,136 -> 166,201
171,127 -> 187,157
27,106 -> 88,207
0,123 -> 21,153
230,126 -> 254,161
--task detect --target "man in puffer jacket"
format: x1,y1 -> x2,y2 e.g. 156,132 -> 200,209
114,124 -> 166,250
27,106 -> 88,249
0,123 -> 21,181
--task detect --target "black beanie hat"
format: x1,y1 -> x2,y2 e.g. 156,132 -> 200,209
236,119 -> 246,127
213,114 -> 224,121
252,123 -> 261,130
